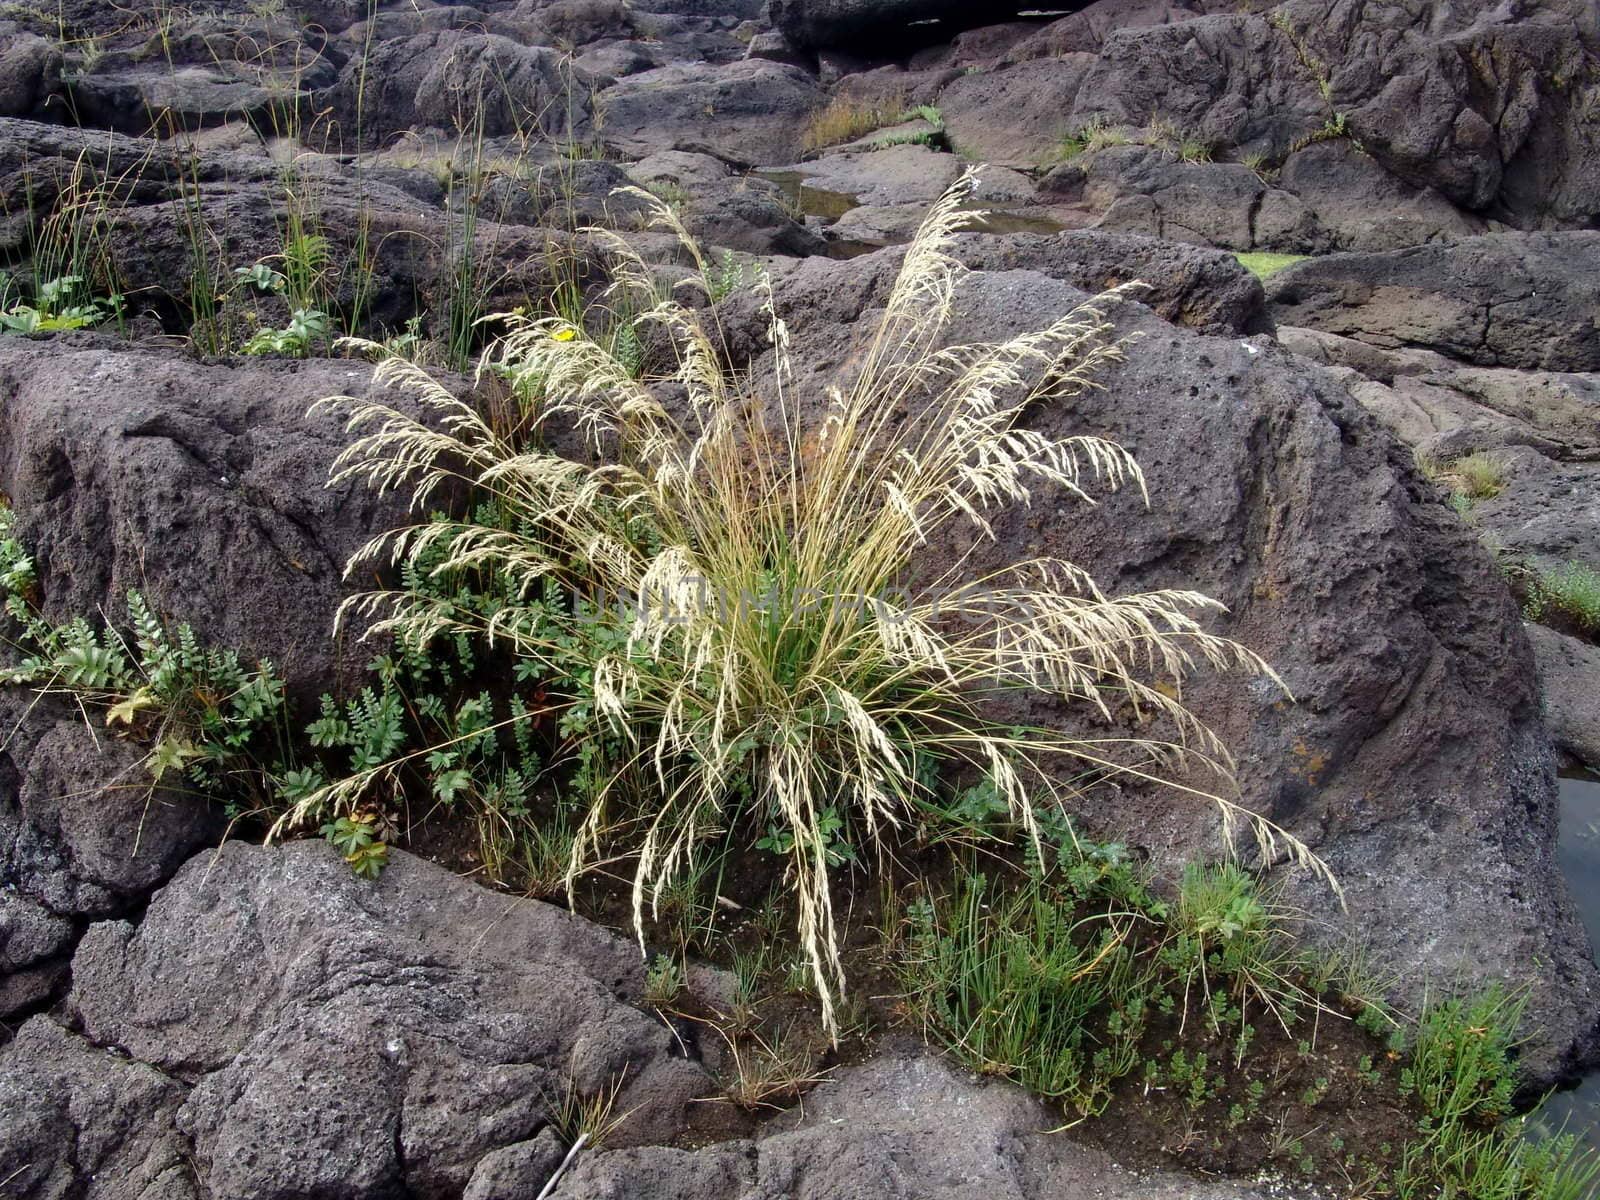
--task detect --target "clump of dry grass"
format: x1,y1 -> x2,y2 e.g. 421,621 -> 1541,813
293,170 -> 1333,1035
1447,452 -> 1507,499
1414,448 -> 1507,504
718,1026 -> 830,1111
801,92 -> 905,153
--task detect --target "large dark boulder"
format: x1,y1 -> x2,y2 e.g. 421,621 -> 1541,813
0,31 -> 61,118
0,118 -> 601,339
0,119 -> 174,267
0,840 -> 718,1198
67,65 -> 288,136
0,338 -> 415,1012
1275,140 -> 1484,252
0,890 -> 75,1017
323,32 -> 594,149
1070,0 -> 1600,227
1006,0 -> 1215,59
937,54 -> 1097,165
596,59 -> 824,166
769,0 -> 1023,53
1267,232 -> 1600,372
0,1017 -> 193,1196
0,842 -> 1311,1199
516,0 -> 635,47
0,339 -> 413,687
1529,626 -> 1600,771
951,229 -> 1270,335
0,709 -> 225,927
1075,145 -> 1273,249
1072,13 -> 1326,164
1277,324 -> 1600,457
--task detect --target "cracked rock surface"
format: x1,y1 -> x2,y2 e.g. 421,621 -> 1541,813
1267,233 -> 1600,372
0,840 -> 717,1200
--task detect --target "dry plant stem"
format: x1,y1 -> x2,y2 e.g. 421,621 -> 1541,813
535,1133 -> 586,1200
301,169 -> 1336,1036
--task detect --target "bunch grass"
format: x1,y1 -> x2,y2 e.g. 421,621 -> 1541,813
802,92 -> 906,153
292,171 -> 1332,1032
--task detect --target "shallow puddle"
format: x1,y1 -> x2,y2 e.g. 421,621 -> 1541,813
959,208 -> 1068,236
1540,768 -> 1600,1149
755,170 -> 1068,255
754,170 -> 861,222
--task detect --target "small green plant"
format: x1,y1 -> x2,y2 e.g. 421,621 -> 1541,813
1140,119 -> 1215,163
280,230 -> 332,315
756,805 -> 855,867
320,812 -> 390,879
1291,111 -> 1363,154
0,274 -> 119,333
1398,986 -> 1521,1131
644,953 -> 685,1005
5,152 -> 132,338
871,104 -> 949,151
802,92 -> 906,152
709,250 -> 748,303
719,1025 -> 829,1110
243,307 -> 330,357
0,508 -> 288,806
726,943 -> 768,1031
1388,984 -> 1600,1197
1448,452 -> 1507,500
1525,560 -> 1600,637
1299,1075 -> 1331,1107
902,870 -> 1153,1115
1058,117 -> 1130,161
1242,151 -> 1278,182
644,180 -> 691,212
287,510 -> 618,886
1357,1054 -> 1383,1089
235,262 -> 285,295
0,507 -> 37,597
1159,863 -> 1310,1032
546,1072 -> 632,1150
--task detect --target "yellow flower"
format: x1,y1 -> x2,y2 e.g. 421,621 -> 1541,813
552,327 -> 577,342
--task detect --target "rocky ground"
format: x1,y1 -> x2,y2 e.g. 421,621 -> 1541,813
1,0 -> 1598,1196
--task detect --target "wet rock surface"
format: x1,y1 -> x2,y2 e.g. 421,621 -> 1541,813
1268,233 -> 1600,372
1530,625 -> 1600,771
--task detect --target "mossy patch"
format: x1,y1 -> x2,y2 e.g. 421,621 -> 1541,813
1236,252 -> 1309,279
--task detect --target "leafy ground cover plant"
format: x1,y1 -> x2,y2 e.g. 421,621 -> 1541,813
2,150 -> 133,336
0,274 -> 121,334
1446,451 -> 1508,500
295,172 -> 1332,1031
0,505 -> 288,804
897,849 -> 1598,1196
242,305 -> 330,357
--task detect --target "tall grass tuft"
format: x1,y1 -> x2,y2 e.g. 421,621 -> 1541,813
802,92 -> 906,153
294,172 -> 1332,1031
